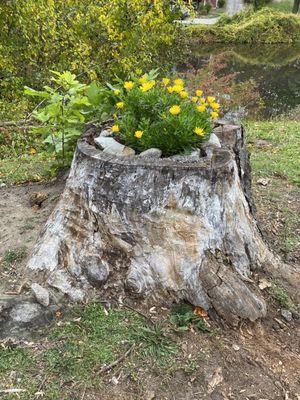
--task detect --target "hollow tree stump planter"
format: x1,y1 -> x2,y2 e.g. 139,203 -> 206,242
2,123 -> 299,333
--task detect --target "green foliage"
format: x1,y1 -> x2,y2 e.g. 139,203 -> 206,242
0,0 -> 184,109
106,72 -> 219,156
187,8 -> 300,43
25,71 -> 106,166
169,303 -> 209,332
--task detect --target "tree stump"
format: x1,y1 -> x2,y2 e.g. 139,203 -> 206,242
24,123 -> 300,326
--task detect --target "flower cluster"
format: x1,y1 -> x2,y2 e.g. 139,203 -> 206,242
106,71 -> 221,156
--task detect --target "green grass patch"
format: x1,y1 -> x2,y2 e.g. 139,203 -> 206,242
268,282 -> 297,311
0,153 -> 54,185
0,303 -> 182,400
2,246 -> 27,265
187,8 -> 300,44
268,0 -> 294,13
245,119 -> 300,185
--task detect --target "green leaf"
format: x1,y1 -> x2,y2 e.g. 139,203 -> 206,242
24,87 -> 50,98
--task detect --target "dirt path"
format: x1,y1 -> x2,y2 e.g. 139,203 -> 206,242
178,17 -> 220,25
0,180 -> 65,293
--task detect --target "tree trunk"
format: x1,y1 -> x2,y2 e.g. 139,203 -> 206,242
23,123 -> 299,326
293,0 -> 300,13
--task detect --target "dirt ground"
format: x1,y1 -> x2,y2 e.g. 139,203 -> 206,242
0,177 -> 299,400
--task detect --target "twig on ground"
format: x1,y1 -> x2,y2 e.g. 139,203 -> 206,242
96,343 -> 135,374
80,383 -> 87,400
121,301 -> 155,325
0,389 -> 26,394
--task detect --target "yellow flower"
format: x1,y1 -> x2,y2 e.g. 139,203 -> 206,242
140,80 -> 156,92
135,130 -> 143,139
111,125 -> 120,133
196,89 -> 203,97
169,105 -> 181,115
162,78 -> 170,86
167,86 -> 174,93
180,91 -> 188,99
210,102 -> 220,110
29,147 -> 37,155
211,111 -> 219,119
174,78 -> 184,86
196,105 -> 206,113
191,96 -> 198,103
200,97 -> 207,104
139,75 -> 148,84
114,89 -> 121,96
113,113 -> 117,119
124,81 -> 134,90
207,96 -> 215,104
194,127 -> 205,136
116,102 -> 124,109
173,84 -> 184,94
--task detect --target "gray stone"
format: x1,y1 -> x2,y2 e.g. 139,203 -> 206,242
31,283 -> 50,307
100,130 -> 112,137
120,146 -> 136,156
281,309 -> 293,322
86,264 -> 109,286
207,133 -> 221,148
139,148 -> 162,159
94,136 -> 135,156
9,302 -> 43,324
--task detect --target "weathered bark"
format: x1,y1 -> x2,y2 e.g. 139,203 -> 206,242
23,124 -> 299,326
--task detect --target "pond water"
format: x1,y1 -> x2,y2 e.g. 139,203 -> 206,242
181,43 -> 300,119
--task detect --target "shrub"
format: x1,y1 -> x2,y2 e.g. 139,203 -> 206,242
199,3 -> 212,14
25,71 -> 106,166
0,0 -> 186,107
218,0 -> 226,8
187,8 -> 300,43
105,71 -> 220,156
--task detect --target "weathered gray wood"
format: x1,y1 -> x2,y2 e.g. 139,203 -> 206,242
24,124 -> 300,325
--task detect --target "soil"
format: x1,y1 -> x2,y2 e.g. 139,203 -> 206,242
0,177 -> 299,400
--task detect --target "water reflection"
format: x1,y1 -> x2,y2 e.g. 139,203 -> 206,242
181,43 -> 300,118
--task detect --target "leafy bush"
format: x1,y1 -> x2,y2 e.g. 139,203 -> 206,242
25,71 -> 107,166
199,3 -> 212,14
0,0 -> 185,107
218,0 -> 226,8
187,8 -> 300,43
106,71 -> 220,156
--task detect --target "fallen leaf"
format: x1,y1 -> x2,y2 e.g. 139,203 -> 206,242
258,278 -> 272,290
194,306 -> 208,317
257,178 -> 270,186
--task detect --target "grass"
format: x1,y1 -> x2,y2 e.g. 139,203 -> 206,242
2,247 -> 27,265
0,153 -> 54,185
268,282 -> 297,311
0,303 -> 189,400
268,0 -> 294,13
245,119 -> 300,186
